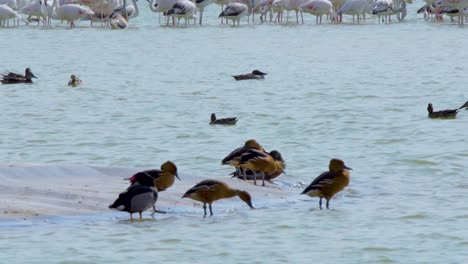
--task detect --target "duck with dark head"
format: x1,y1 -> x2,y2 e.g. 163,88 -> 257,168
427,101 -> 468,119
210,113 -> 238,125
232,70 -> 267,81
1,68 -> 38,84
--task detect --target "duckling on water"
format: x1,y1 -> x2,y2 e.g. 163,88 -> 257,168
210,113 -> 238,125
232,70 -> 267,81
182,179 -> 254,217
1,68 -> 38,84
68,74 -> 82,87
301,159 -> 352,210
427,101 -> 468,119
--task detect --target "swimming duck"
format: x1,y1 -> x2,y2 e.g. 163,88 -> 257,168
301,159 -> 352,210
237,149 -> 281,186
232,70 -> 267,81
0,68 -> 37,84
68,74 -> 82,87
128,161 -> 180,192
222,139 -> 266,181
182,179 -> 254,217
231,150 -> 286,182
109,185 -> 158,220
210,113 -> 238,125
427,101 -> 468,119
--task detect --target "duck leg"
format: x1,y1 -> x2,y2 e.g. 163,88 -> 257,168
139,211 -> 143,220
253,171 -> 257,185
209,203 -> 213,216
130,213 -> 134,221
152,205 -> 167,214
319,197 -> 323,210
243,168 -> 247,181
261,172 -> 265,186
203,203 -> 207,217
326,199 -> 330,209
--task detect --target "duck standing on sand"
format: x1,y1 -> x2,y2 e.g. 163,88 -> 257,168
237,149 -> 282,186
222,139 -> 265,180
1,68 -> 37,84
301,159 -> 352,210
127,161 -> 179,213
427,101 -> 468,119
231,150 -> 286,182
109,185 -> 158,220
182,179 -> 254,217
232,70 -> 267,81
68,74 -> 82,87
210,113 -> 238,125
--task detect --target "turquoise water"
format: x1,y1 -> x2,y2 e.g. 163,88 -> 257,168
1,4 -> 468,263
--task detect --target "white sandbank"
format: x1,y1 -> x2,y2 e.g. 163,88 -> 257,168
0,164 -> 300,220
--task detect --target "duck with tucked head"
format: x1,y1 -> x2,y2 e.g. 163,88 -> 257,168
232,70 -> 267,81
109,185 -> 158,220
237,149 -> 282,186
182,179 -> 254,217
68,74 -> 82,87
210,113 -> 238,125
301,159 -> 352,210
222,139 -> 266,180
1,68 -> 37,84
427,101 -> 468,119
231,150 -> 286,182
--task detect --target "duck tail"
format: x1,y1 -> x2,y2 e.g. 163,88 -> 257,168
218,11 -> 225,18
458,101 -> 468,110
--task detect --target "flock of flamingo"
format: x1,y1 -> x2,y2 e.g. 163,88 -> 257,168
0,0 -> 467,29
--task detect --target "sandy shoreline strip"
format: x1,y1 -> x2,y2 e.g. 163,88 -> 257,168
0,164 -> 299,220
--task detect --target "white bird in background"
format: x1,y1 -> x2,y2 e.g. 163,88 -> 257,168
258,0 -> 275,22
147,0 -> 178,25
337,0 -> 368,23
110,11 -> 128,28
114,0 -> 139,18
219,2 -> 249,25
299,0 -> 334,23
52,0 -> 95,28
41,0 -> 54,27
283,0 -> 309,24
195,0 -> 214,25
0,4 -> 29,26
435,0 -> 468,24
329,0 -> 347,21
165,0 -> 196,26
372,0 -> 394,23
20,0 -> 44,25
0,0 -> 17,9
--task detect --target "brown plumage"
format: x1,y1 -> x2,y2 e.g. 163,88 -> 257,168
222,139 -> 267,183
68,74 -> 82,87
231,150 -> 286,182
237,149 -> 280,186
210,113 -> 238,125
182,179 -> 254,217
128,161 -> 180,192
301,159 -> 352,209
1,68 -> 37,84
427,101 -> 468,119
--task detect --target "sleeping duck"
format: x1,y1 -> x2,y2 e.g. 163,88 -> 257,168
210,113 -> 238,125
232,70 -> 267,81
1,68 -> 37,84
427,101 -> 468,119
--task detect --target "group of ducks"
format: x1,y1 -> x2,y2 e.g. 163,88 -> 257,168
0,67 -> 82,86
109,139 -> 351,220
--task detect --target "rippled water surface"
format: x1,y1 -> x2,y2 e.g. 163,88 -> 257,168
1,4 -> 468,263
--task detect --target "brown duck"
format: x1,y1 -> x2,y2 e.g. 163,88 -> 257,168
210,113 -> 238,125
1,68 -> 37,84
68,74 -> 82,87
231,150 -> 286,182
427,101 -> 468,119
301,159 -> 352,209
182,179 -> 254,217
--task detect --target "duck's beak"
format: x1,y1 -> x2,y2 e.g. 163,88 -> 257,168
31,74 -> 38,79
175,172 -> 181,181
344,165 -> 352,170
248,201 -> 255,209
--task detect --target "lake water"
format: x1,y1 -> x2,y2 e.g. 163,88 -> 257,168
1,4 -> 468,263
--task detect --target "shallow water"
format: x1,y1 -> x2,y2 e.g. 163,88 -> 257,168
1,4 -> 468,263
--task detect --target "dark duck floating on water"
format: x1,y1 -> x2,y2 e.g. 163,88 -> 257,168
109,185 -> 158,220
232,70 -> 267,81
210,113 -> 238,125
427,101 -> 468,119
1,68 -> 37,84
